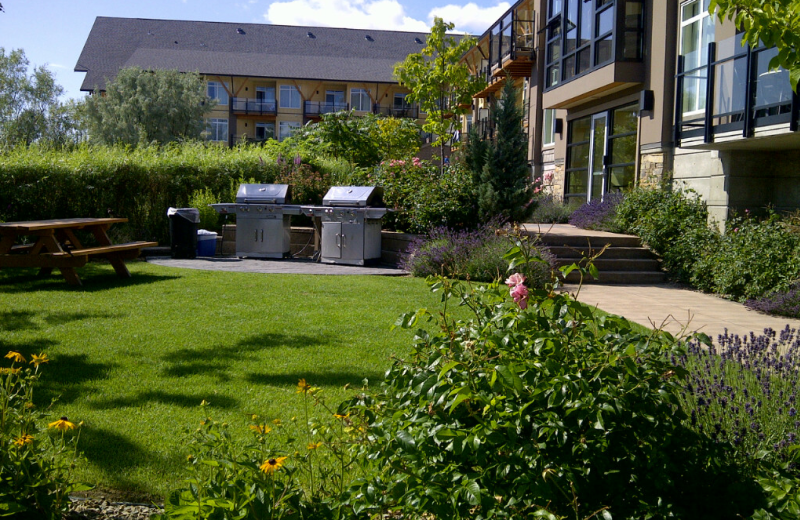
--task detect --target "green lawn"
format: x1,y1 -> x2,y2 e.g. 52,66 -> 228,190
0,261 -> 455,502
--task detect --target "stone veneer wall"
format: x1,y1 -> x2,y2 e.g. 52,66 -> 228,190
638,151 -> 667,187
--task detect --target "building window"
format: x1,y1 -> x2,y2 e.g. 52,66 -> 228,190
207,81 -> 229,106
351,88 -> 371,112
207,118 -> 228,142
680,0 -> 715,115
543,109 -> 556,146
545,0 -> 644,89
255,122 -> 275,141
279,85 -> 301,109
279,121 -> 300,141
565,103 -> 637,204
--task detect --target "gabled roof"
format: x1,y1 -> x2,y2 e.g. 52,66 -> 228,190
75,17 -> 431,91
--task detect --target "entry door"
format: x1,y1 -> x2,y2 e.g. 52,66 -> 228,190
588,113 -> 607,202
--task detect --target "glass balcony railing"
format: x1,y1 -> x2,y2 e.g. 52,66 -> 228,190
373,104 -> 420,119
674,35 -> 798,145
303,101 -> 349,116
231,98 -> 277,115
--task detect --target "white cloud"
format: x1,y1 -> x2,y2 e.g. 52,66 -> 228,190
49,64 -> 68,69
265,0 -> 430,32
428,2 -> 511,34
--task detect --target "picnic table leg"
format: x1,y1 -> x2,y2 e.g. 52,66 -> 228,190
88,225 -> 131,279
37,233 -> 82,285
37,267 -> 53,277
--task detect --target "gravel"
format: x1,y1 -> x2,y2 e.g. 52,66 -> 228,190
65,498 -> 164,520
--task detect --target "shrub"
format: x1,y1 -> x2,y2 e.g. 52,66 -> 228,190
746,282 -> 800,318
372,158 -> 478,233
0,351 -> 88,519
708,213 -> 800,301
677,327 -> 800,474
401,222 -> 553,286
340,273 -> 766,519
528,194 -> 573,224
567,191 -> 623,231
188,187 -> 221,232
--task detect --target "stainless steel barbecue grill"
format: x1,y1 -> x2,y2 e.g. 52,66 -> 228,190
211,184 -> 301,258
302,186 -> 388,266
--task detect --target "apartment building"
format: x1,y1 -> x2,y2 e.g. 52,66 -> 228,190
467,0 -> 800,223
75,17 -> 427,146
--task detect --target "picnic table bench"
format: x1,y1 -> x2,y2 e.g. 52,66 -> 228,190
0,218 -> 157,286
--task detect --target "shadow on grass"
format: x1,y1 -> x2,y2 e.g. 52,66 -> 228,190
88,390 -> 239,411
77,426 -> 182,499
0,264 -> 179,294
36,353 -> 118,406
245,370 -> 385,389
161,332 -> 339,382
0,310 -> 119,332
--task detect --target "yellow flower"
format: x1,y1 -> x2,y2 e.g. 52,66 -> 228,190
13,434 -> 34,447
333,413 -> 350,420
307,441 -> 323,450
48,417 -> 75,432
249,424 -> 272,435
5,351 -> 25,363
251,414 -> 258,420
30,353 -> 49,367
296,379 -> 311,394
259,456 -> 287,474
272,419 -> 282,426
200,400 -> 210,407
0,368 -> 20,376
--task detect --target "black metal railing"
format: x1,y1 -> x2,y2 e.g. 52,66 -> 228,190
487,12 -> 535,74
373,104 -> 420,119
304,101 -> 349,117
675,35 -> 799,146
231,98 -> 277,116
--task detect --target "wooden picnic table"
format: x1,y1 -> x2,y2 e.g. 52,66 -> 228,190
0,218 -> 157,286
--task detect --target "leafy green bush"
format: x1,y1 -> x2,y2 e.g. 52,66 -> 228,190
188,187 -> 221,232
340,272 -> 767,519
372,158 -> 478,233
528,194 -> 573,224
0,351 -> 88,519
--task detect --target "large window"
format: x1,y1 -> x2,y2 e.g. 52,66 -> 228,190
255,122 -> 275,141
279,121 -> 300,141
279,85 -> 301,109
565,103 -> 637,204
207,81 -> 229,106
680,0 -> 715,115
545,0 -> 644,89
543,109 -> 556,146
351,88 -> 371,112
207,118 -> 228,142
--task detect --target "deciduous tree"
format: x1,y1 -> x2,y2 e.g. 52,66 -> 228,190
0,48 -> 74,148
394,18 -> 485,171
710,0 -> 800,89
83,67 -> 212,146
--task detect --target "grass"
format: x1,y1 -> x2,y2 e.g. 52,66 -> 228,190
0,260 -> 462,502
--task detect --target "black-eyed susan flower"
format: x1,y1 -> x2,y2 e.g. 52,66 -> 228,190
249,424 -> 272,434
259,456 -> 287,474
48,417 -> 75,432
13,434 -> 34,447
307,441 -> 323,450
5,351 -> 25,363
30,353 -> 49,367
296,379 -> 311,394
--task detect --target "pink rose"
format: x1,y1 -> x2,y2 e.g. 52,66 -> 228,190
543,171 -> 554,184
518,298 -> 528,310
510,283 -> 528,301
505,273 -> 526,288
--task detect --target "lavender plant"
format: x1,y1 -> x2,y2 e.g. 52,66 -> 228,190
567,192 -> 623,231
746,282 -> 800,319
677,326 -> 800,472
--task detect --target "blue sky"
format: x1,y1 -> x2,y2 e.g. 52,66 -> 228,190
0,0 -> 510,101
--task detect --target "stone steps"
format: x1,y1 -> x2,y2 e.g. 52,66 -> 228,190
527,228 -> 666,285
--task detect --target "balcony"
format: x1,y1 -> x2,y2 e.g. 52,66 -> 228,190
675,35 -> 800,149
374,104 -> 420,119
231,98 -> 277,116
304,101 -> 349,119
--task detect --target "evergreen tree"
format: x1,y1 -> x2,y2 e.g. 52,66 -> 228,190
477,78 -> 534,223
463,124 -> 488,187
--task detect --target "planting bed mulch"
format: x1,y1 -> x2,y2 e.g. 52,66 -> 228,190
66,498 -> 162,520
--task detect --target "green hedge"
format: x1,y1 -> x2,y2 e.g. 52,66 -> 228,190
0,143 -> 317,244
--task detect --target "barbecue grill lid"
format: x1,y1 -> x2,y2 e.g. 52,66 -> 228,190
322,186 -> 384,207
236,184 -> 292,204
